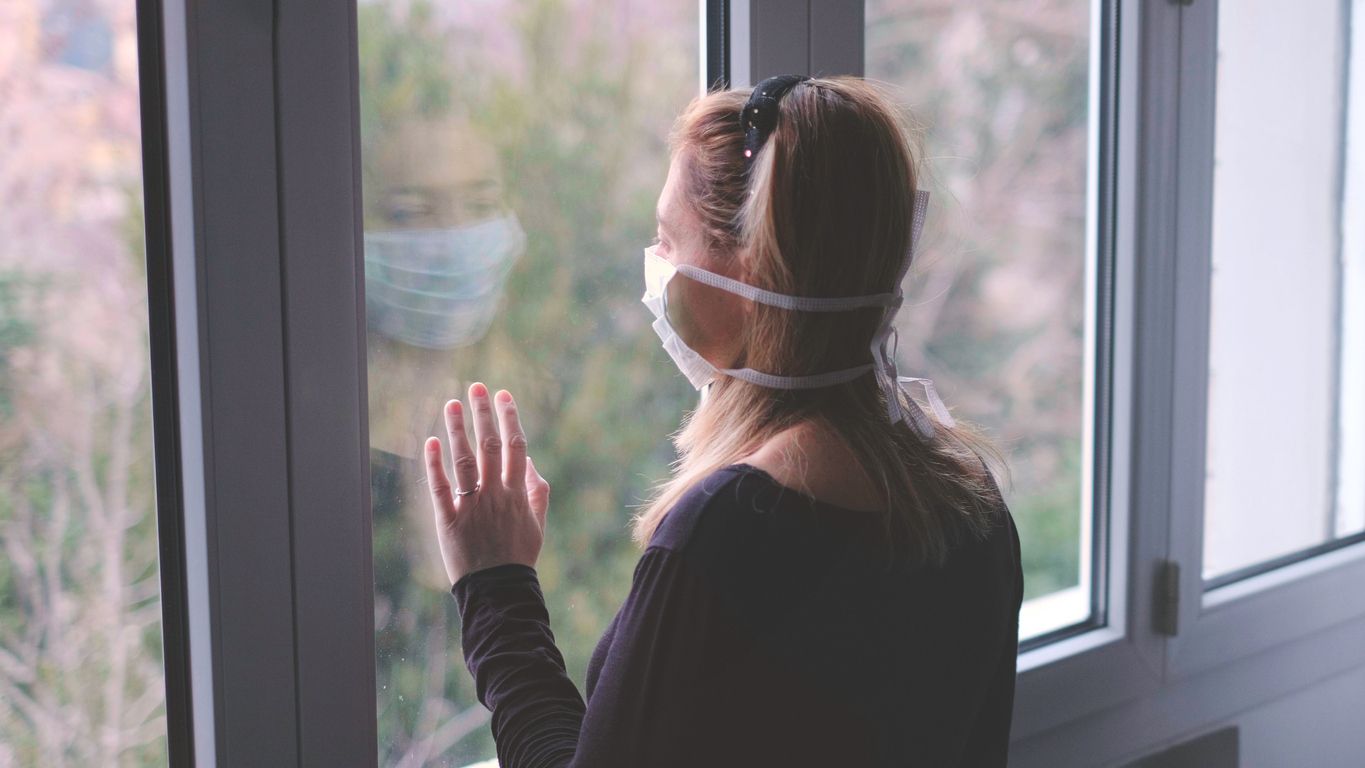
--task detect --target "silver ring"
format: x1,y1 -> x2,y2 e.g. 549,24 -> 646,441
455,483 -> 480,497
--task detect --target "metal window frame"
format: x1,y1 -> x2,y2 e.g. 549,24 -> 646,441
1015,1 -> 1365,762
1163,0 -> 1365,680
139,0 -> 376,764
1008,0 -> 1171,735
136,0 -> 194,760
721,0 -> 865,87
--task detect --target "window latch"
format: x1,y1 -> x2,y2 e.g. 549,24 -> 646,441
1154,559 -> 1181,636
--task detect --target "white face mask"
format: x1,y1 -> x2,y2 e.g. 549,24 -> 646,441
640,189 -> 955,440
364,213 -> 526,348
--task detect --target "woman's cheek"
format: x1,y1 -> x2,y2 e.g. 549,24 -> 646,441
668,277 -> 744,365
665,276 -> 702,348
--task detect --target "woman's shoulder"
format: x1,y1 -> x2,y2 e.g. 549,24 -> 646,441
644,464 -> 859,625
648,464 -> 769,554
648,463 -> 879,576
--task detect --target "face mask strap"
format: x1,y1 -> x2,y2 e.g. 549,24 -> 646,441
642,189 -> 955,441
674,263 -> 899,311
719,363 -> 876,390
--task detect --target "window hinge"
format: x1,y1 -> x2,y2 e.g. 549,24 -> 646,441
1154,559 -> 1181,637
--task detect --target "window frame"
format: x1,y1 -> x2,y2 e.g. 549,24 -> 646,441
140,0 -> 376,763
1012,0 -> 1365,760
137,0 -> 1365,765
1006,0 -> 1167,735
1162,0 -> 1365,681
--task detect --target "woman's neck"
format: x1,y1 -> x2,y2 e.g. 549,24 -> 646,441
740,421 -> 887,512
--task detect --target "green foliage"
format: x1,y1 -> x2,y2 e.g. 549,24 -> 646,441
357,0 -> 458,140
1011,438 -> 1083,600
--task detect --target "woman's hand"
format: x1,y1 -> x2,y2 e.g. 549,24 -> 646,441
424,382 -> 550,586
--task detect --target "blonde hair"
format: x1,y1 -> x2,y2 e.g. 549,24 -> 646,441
632,77 -> 1005,568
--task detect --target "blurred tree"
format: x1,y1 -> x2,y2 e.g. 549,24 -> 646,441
0,0 -> 165,763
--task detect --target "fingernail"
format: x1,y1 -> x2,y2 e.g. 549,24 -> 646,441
446,399 -> 461,415
496,389 -> 512,404
471,382 -> 487,398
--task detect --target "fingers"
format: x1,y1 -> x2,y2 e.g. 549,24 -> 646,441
423,436 -> 455,520
526,456 -> 547,492
444,400 -> 480,496
468,382 -> 502,489
496,390 -> 527,490
526,456 -> 549,528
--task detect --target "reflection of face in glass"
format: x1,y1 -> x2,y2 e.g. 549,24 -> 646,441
364,118 -> 524,349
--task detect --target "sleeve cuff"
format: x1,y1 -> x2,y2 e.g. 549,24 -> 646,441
451,562 -> 540,608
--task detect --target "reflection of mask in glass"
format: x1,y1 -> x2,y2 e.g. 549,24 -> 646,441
640,189 -> 955,440
364,213 -> 526,349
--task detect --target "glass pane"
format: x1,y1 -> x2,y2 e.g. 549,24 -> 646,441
866,0 -> 1100,639
1203,0 -> 1365,581
356,1 -> 698,764
0,4 -> 169,766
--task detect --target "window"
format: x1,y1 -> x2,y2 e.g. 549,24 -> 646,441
356,1 -> 699,763
0,3 -> 169,765
133,0 -> 1365,764
866,0 -> 1108,642
1202,0 -> 1365,587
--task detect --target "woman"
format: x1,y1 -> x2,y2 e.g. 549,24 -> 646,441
423,75 -> 1023,767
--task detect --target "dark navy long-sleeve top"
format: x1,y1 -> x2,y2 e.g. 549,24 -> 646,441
452,463 -> 1024,768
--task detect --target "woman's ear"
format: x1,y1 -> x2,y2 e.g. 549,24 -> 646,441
728,243 -> 755,283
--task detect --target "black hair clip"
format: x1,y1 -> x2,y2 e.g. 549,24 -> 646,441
741,74 -> 811,171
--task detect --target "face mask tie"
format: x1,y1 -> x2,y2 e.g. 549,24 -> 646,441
870,306 -> 955,441
867,190 -> 956,440
641,189 -> 953,441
